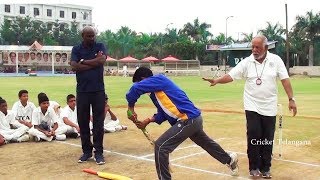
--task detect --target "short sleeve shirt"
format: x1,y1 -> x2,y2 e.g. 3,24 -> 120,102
228,51 -> 289,116
12,101 -> 36,122
32,107 -> 59,127
60,105 -> 78,125
71,42 -> 107,92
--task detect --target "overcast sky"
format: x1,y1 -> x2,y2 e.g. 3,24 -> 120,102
3,0 -> 320,40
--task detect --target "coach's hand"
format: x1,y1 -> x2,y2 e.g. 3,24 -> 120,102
202,78 -> 218,86
289,101 -> 297,117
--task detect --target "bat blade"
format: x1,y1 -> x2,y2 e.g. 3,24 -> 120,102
97,171 -> 133,180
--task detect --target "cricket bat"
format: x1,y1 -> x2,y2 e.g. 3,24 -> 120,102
83,169 -> 132,180
127,109 -> 173,173
127,110 -> 155,146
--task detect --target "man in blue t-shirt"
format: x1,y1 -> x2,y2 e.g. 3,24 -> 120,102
71,26 -> 107,165
126,67 -> 239,179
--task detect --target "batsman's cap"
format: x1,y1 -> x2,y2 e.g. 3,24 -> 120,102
38,92 -> 49,105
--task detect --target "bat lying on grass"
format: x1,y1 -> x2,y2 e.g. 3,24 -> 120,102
83,169 -> 132,180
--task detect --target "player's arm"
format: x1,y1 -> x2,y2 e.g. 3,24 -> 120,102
63,117 -> 78,128
281,78 -> 297,116
107,108 -> 117,121
81,51 -> 106,67
50,122 -> 58,135
34,125 -> 51,136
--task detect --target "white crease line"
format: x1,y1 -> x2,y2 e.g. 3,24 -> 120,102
140,138 -> 227,158
273,158 -> 320,167
140,144 -> 198,158
57,141 -> 249,179
171,151 -> 206,162
171,163 -> 249,180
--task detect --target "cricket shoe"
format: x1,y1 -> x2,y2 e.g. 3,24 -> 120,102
227,152 -> 239,176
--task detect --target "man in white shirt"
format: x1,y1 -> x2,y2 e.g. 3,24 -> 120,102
11,90 -> 36,129
0,97 -> 29,143
60,94 -> 80,138
28,93 -> 67,141
203,35 -> 297,179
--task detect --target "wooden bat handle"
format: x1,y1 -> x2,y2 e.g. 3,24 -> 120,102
83,169 -> 98,175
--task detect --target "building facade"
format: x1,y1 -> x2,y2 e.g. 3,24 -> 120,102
0,4 -> 93,30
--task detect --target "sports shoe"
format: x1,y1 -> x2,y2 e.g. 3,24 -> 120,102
261,171 -> 272,179
17,134 -> 30,142
249,169 -> 261,177
54,134 -> 66,141
227,152 -> 239,176
67,132 -> 79,139
78,153 -> 92,163
33,136 -> 41,142
94,154 -> 105,165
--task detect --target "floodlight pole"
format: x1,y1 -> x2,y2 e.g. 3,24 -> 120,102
225,16 -> 233,74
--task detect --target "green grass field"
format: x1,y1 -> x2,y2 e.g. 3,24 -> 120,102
0,75 -> 319,179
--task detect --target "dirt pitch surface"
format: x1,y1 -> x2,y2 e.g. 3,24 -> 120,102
1,106 -> 319,180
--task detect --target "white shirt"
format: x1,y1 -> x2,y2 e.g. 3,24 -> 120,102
228,51 -> 289,116
32,107 -> 59,127
11,101 -> 36,122
0,110 -> 15,130
60,105 -> 78,125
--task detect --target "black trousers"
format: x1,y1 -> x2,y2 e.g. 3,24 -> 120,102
245,110 -> 276,172
77,91 -> 105,155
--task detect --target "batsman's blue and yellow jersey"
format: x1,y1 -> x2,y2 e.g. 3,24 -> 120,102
126,74 -> 201,125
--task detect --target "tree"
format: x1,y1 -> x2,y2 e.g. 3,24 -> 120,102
0,19 -> 15,45
292,11 -> 320,66
258,22 -> 285,59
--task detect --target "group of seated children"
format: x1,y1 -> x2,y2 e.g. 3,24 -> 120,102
0,90 -> 127,146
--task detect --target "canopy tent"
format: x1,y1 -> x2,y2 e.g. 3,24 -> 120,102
117,56 -> 151,75
142,56 -> 159,62
161,55 -> 180,62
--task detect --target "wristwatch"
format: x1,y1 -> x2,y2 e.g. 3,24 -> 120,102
79,59 -> 84,64
289,97 -> 296,102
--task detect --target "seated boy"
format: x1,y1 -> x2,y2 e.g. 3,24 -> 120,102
0,97 -> 29,143
11,89 -> 36,129
104,97 -> 127,133
60,94 -> 80,138
28,93 -> 67,141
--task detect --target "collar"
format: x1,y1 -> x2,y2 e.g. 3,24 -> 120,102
18,101 -> 29,107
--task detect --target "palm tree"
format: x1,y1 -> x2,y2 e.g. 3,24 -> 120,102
258,22 -> 286,60
241,32 -> 254,42
292,11 -> 320,66
181,18 -> 212,43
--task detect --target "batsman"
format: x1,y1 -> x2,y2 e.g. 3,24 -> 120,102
126,67 -> 239,180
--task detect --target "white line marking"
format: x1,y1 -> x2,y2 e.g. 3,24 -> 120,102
56,141 -> 249,179
171,151 -> 206,161
273,158 -> 320,167
140,138 -> 227,158
171,163 -> 249,180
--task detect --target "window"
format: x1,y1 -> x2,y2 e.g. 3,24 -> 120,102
47,9 -> 52,17
34,8 -> 40,16
20,6 -> 25,14
72,12 -> 76,19
83,12 -> 87,20
60,24 -> 65,31
60,11 -> 64,18
5,5 -> 10,13
47,23 -> 53,30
